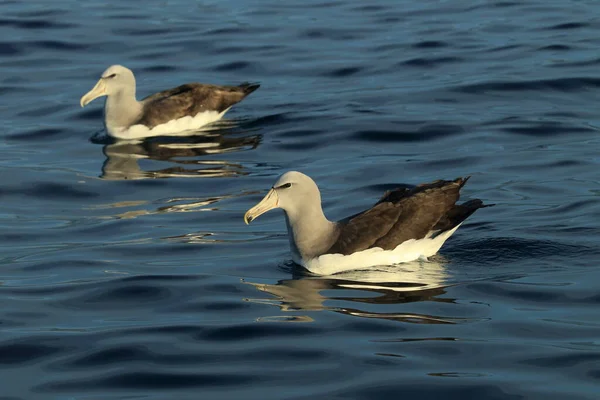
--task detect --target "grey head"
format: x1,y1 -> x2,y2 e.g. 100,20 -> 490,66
244,171 -> 338,261
244,171 -> 324,223
80,65 -> 137,107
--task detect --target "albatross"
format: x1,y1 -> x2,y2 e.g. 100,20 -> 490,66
244,171 -> 493,275
80,65 -> 260,140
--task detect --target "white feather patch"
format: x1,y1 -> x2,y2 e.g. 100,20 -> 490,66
301,224 -> 462,275
107,108 -> 231,140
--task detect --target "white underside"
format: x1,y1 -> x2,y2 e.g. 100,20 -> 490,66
301,224 -> 462,275
107,108 -> 231,140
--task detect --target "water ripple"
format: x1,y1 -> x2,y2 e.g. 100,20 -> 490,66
453,77 -> 600,93
1,0 -> 600,399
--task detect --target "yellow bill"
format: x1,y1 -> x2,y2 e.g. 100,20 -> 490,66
80,79 -> 107,107
244,189 -> 279,224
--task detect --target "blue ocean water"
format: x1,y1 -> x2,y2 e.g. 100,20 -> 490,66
0,1 -> 599,399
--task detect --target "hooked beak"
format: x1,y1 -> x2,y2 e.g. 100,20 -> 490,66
80,79 -> 107,107
244,189 -> 279,225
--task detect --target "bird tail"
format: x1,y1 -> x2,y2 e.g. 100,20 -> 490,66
432,199 -> 495,233
238,82 -> 261,96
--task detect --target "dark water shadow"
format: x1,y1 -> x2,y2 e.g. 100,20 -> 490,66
96,125 -> 262,180
243,259 -> 479,324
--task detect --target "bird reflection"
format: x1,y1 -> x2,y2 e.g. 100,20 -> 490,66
245,258 -> 473,324
99,127 -> 261,180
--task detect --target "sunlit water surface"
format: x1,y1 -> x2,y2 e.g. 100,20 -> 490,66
1,1 -> 600,399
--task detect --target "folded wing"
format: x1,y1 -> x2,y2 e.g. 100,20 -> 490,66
136,82 -> 260,128
327,177 -> 490,255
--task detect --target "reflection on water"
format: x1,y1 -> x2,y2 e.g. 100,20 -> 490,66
245,259 -> 479,324
99,127 -> 261,180
91,193 -> 240,221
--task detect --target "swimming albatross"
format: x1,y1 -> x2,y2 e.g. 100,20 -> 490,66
80,65 -> 260,140
244,171 -> 493,275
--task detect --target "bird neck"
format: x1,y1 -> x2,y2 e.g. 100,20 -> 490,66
104,88 -> 142,131
284,204 -> 338,261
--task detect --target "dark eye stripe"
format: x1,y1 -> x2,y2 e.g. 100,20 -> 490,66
104,73 -> 116,79
276,183 -> 292,189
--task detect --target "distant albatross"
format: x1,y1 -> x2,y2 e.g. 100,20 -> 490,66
244,171 -> 493,275
80,65 -> 260,140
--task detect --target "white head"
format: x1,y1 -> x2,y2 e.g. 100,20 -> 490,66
244,171 -> 322,224
80,65 -> 137,107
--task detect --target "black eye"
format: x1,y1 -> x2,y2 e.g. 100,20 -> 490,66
104,73 -> 117,79
278,183 -> 292,189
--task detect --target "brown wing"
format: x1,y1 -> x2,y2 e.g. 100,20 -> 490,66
327,177 -> 480,255
136,82 -> 260,128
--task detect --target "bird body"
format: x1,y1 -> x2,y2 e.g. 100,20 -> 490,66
245,171 -> 492,275
80,65 -> 259,139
